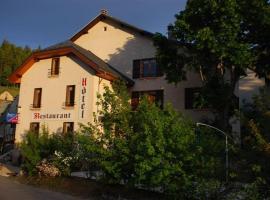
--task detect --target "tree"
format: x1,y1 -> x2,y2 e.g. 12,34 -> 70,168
79,81 -> 225,198
0,40 -> 32,86
154,0 -> 270,132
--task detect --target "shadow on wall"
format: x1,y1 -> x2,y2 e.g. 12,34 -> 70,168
106,36 -> 155,78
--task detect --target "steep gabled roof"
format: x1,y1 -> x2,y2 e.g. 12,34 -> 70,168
9,41 -> 134,85
70,13 -> 154,42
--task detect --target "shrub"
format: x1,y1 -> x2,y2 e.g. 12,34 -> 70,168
79,80 -> 224,198
20,129 -> 76,176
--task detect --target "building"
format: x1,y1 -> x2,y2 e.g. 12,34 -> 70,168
0,91 -> 14,102
9,11 -> 265,143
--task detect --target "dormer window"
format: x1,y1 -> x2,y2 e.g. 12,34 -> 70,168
50,57 -> 60,76
133,58 -> 163,79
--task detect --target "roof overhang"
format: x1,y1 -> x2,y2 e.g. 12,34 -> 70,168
8,47 -> 118,83
70,13 -> 154,42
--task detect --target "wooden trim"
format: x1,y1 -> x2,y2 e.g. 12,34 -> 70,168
70,13 -> 154,42
8,47 -> 73,83
8,47 -> 118,83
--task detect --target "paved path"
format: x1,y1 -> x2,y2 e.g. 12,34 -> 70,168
0,176 -> 86,200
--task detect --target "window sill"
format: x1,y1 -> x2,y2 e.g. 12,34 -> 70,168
30,107 -> 41,110
48,74 -> 60,78
62,105 -> 75,110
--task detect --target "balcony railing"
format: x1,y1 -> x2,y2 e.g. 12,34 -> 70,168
48,68 -> 61,77
30,104 -> 42,109
62,101 -> 75,108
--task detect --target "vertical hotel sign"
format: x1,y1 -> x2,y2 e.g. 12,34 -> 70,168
79,77 -> 87,119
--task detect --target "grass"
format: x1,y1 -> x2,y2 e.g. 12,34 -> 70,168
11,176 -> 166,200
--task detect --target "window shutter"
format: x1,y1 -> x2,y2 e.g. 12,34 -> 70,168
133,60 -> 140,79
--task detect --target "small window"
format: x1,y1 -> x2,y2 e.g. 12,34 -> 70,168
63,122 -> 74,134
33,88 -> 42,108
65,85 -> 75,107
185,88 -> 202,109
30,122 -> 40,134
133,58 -> 163,79
104,26 -> 107,31
131,90 -> 163,109
51,58 -> 60,76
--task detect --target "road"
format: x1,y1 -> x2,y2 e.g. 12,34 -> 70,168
0,176 -> 86,200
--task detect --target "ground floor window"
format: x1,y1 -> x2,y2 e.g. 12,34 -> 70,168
131,90 -> 163,109
63,122 -> 74,134
29,122 -> 40,134
185,87 -> 203,109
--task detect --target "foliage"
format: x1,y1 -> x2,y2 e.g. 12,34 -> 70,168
226,177 -> 267,200
20,81 -> 228,198
20,132 -> 43,175
238,88 -> 270,184
20,128 -> 75,176
79,81 -> 225,198
154,0 -> 270,131
36,159 -> 61,177
0,40 -> 33,86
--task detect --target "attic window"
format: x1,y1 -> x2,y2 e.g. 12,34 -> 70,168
50,57 -> 60,76
104,26 -> 107,31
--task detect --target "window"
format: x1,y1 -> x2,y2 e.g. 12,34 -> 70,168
131,90 -> 163,109
50,57 -> 60,76
133,58 -> 162,79
185,88 -> 202,109
65,85 -> 75,107
30,122 -> 40,134
33,88 -> 42,108
63,122 -> 74,134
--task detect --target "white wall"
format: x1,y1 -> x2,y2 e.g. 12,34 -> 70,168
74,19 -> 210,121
16,55 -> 110,142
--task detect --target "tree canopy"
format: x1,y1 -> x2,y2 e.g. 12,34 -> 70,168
0,40 -> 33,86
154,0 -> 270,131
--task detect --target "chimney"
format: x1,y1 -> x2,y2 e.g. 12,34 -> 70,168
167,24 -> 175,40
100,9 -> 108,15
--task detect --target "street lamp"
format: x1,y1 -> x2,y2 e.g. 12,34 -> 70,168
196,122 -> 233,183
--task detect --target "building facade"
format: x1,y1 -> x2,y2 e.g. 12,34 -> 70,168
9,11 -> 265,143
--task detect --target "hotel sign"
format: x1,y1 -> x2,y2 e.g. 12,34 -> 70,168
33,112 -> 72,120
79,77 -> 88,119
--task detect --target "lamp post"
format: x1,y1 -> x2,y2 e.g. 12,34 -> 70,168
196,122 -> 233,183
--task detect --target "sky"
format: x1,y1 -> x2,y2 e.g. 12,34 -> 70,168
0,0 -> 187,49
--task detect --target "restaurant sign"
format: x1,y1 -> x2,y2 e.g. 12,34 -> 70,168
32,112 -> 72,120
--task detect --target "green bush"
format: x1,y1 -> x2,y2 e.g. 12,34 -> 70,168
20,80 -> 226,198
78,80 -> 224,198
20,128 -> 75,176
